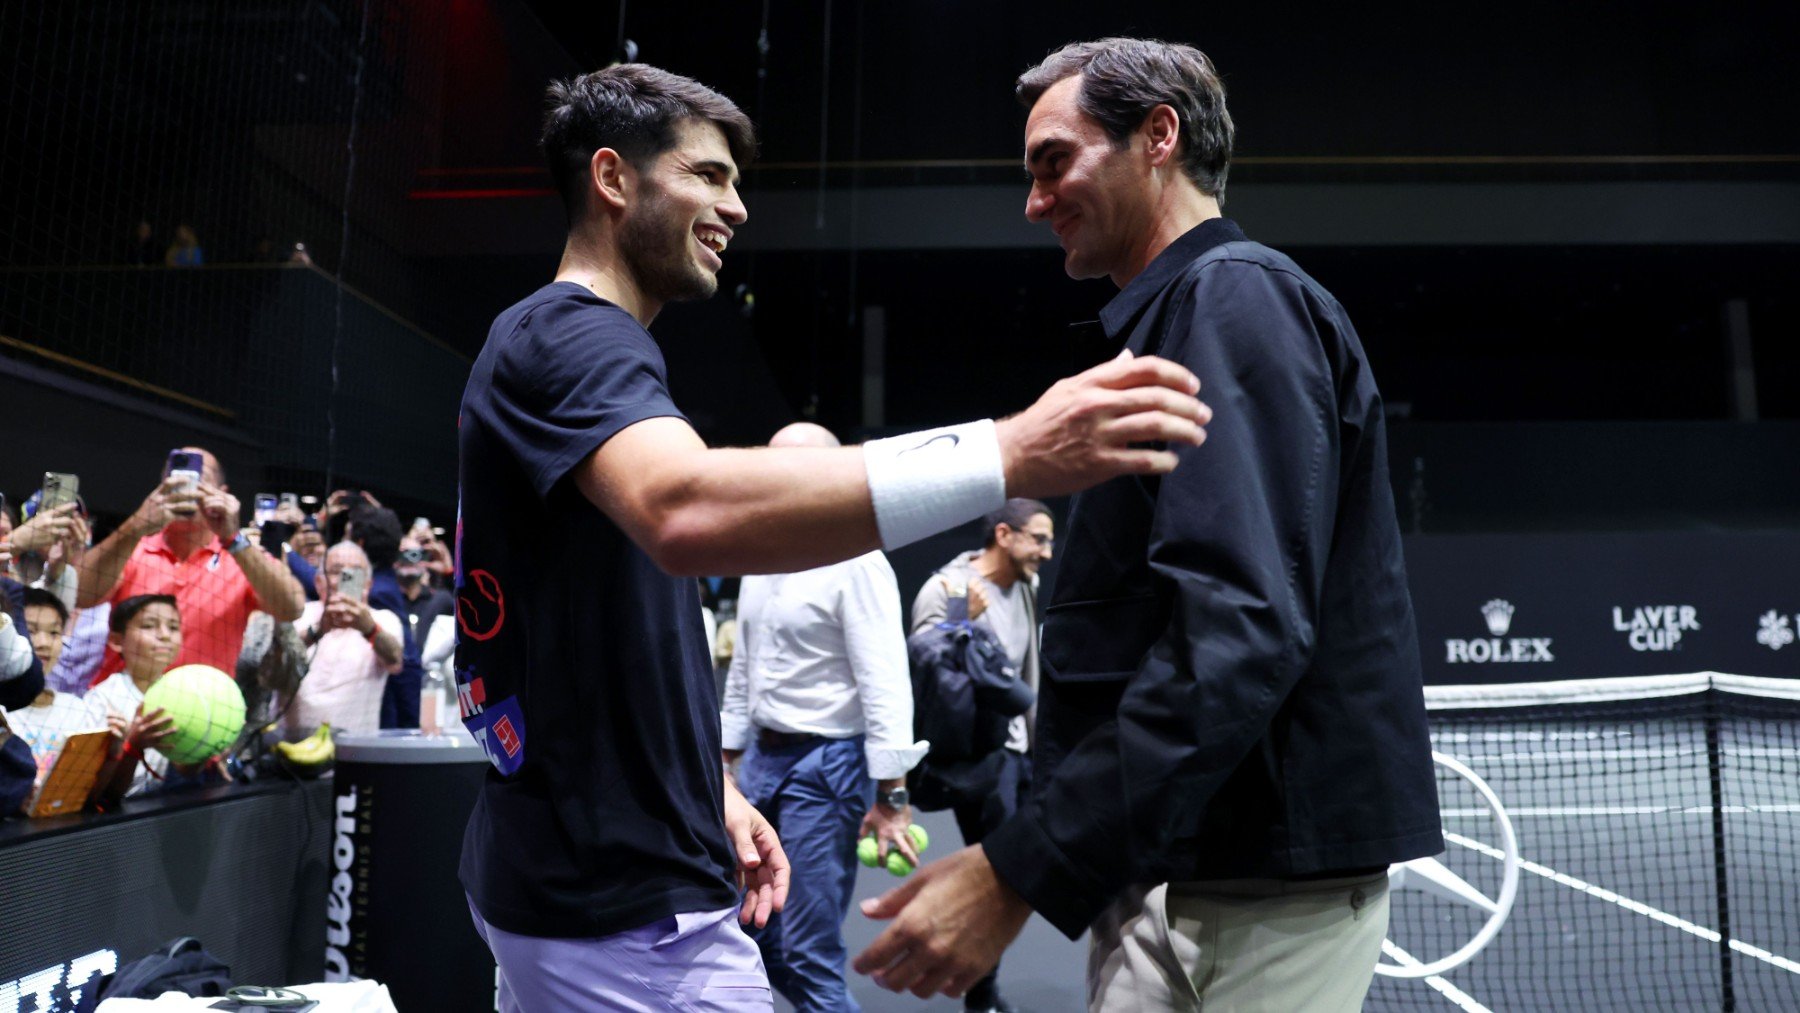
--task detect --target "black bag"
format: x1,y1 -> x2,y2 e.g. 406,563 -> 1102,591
0,722 -> 34,817
906,622 -> 1036,811
99,936 -> 233,1000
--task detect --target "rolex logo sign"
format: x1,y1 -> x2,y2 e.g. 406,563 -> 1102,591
1447,599 -> 1554,664
1481,599 -> 1514,636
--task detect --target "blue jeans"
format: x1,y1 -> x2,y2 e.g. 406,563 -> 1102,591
737,734 -> 871,1013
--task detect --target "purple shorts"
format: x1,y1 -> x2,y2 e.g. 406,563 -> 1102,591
467,897 -> 772,1012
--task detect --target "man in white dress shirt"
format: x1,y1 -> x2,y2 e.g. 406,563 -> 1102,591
721,422 -> 929,1013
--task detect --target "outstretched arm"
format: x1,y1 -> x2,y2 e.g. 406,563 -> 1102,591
577,353 -> 1209,576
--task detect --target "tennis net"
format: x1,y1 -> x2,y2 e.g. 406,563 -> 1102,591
1368,672 -> 1800,1013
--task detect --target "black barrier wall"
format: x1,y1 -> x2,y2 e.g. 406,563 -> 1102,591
0,782 -> 332,1008
1407,533 -> 1800,685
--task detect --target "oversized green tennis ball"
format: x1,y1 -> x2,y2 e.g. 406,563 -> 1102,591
141,664 -> 246,764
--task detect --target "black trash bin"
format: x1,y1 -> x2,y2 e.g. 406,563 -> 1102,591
330,729 -> 492,1012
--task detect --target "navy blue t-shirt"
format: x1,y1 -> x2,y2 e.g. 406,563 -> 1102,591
455,282 -> 735,937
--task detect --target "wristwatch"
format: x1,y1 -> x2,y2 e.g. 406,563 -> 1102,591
223,532 -> 251,554
876,787 -> 910,810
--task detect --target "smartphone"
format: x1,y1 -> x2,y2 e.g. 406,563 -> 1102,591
165,448 -> 203,489
336,566 -> 368,602
165,448 -> 203,477
40,472 -> 79,514
253,493 -> 278,526
279,492 -> 299,512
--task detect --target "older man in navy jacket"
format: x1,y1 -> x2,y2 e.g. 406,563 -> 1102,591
857,39 -> 1441,1011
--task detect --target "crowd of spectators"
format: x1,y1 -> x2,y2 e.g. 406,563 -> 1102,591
125,219 -> 312,269
0,444 -> 460,815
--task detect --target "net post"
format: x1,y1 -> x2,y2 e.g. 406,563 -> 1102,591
1704,685 -> 1736,1012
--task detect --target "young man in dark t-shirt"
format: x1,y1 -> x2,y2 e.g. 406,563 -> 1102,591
456,63 -> 1212,1011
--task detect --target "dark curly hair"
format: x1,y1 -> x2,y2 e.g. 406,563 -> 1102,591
542,64 -> 756,221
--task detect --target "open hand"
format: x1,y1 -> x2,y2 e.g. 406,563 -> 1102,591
126,706 -> 178,752
854,844 -> 1032,999
995,350 -> 1210,499
723,778 -> 790,928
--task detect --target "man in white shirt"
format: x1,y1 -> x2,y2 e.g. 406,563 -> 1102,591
721,423 -> 928,1013
286,542 -> 404,739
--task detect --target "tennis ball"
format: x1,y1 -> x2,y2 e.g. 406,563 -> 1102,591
859,824 -> 932,876
885,824 -> 931,875
141,664 -> 246,764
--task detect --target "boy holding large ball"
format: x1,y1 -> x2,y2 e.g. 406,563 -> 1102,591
88,594 -> 238,803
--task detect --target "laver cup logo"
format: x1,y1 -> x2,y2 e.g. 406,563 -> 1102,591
1447,600 -> 1554,664
1612,605 -> 1700,652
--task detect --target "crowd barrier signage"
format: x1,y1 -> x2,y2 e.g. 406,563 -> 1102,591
1406,533 -> 1800,686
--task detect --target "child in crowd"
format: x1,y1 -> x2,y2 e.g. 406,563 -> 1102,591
88,594 -> 186,801
3,589 -> 95,782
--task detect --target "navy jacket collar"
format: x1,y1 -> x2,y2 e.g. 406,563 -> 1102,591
1099,217 -> 1246,340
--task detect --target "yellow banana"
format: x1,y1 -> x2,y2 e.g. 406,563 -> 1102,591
276,724 -> 336,767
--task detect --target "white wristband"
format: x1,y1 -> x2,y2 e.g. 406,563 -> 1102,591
862,420 -> 1006,550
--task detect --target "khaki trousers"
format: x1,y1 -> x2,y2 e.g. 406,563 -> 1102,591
1087,873 -> 1390,1012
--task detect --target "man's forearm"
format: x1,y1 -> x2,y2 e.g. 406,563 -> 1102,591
232,545 -> 305,620
583,440 -> 884,577
581,353 -> 1206,578
371,627 -> 402,667
75,527 -> 142,607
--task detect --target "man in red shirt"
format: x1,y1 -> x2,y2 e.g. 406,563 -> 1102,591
76,446 -> 306,681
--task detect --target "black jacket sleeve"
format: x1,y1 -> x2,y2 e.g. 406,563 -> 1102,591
0,655 -> 45,711
981,260 -> 1341,937
0,579 -> 44,710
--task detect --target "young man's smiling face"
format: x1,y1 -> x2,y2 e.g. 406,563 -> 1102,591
616,118 -> 747,306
